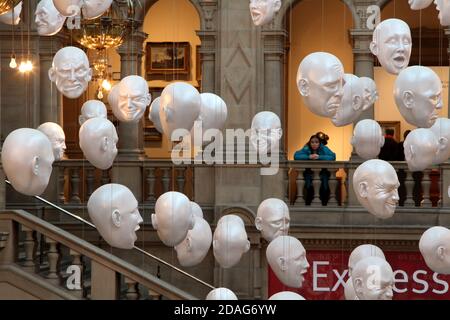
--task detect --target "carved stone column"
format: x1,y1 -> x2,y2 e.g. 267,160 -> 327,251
116,29 -> 148,160
445,28 -> 450,118
197,1 -> 218,93
262,29 -> 288,159
39,36 -> 65,124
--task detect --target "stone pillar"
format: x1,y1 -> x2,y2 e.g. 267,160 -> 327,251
446,28 -> 450,118
39,37 -> 65,124
197,0 -> 218,93
349,29 -> 374,121
262,29 -> 288,159
116,30 -> 148,160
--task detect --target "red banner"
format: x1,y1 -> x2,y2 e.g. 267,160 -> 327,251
268,250 -> 450,300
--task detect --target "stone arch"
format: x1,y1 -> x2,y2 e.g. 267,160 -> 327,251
137,0 -> 206,30
217,207 -> 256,227
274,0 -> 357,29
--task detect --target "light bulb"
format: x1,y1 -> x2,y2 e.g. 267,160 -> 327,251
101,79 -> 112,91
25,60 -> 33,71
97,90 -> 104,99
18,62 -> 27,73
9,56 -> 17,69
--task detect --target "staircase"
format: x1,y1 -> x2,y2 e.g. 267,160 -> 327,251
0,210 -> 198,300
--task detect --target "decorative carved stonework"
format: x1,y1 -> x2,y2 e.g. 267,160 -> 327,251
199,0 -> 217,31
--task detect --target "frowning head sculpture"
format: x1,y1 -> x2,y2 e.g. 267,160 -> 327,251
296,52 -> 345,118
394,66 -> 442,128
48,46 -> 92,99
370,18 -> 411,75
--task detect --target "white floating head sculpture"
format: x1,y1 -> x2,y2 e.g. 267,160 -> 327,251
174,215 -> 212,267
332,74 -> 365,127
151,191 -> 195,247
79,117 -> 118,170
250,111 -> 282,154
206,288 -> 238,300
213,215 -> 250,268
249,0 -> 281,26
296,52 -> 345,118
108,83 -> 120,111
348,244 -> 386,277
255,198 -> 290,242
394,66 -> 442,128
370,18 -> 411,75
35,0 -> 65,35
81,0 -> 113,19
79,100 -> 107,125
266,235 -> 309,288
148,97 -> 163,134
37,122 -> 66,161
353,159 -> 400,219
351,119 -> 385,160
419,226 -> 450,274
87,183 -> 143,249
429,118 -> 450,165
48,46 -> 92,99
404,128 -> 440,172
0,1 -> 21,25
344,278 -> 359,300
197,92 -> 228,133
352,256 -> 394,300
359,77 -> 378,111
2,128 -> 55,196
269,291 -> 305,300
409,0 -> 434,9
53,0 -> 112,18
114,75 -> 151,122
190,201 -> 204,219
435,0 -> 450,26
159,82 -> 201,139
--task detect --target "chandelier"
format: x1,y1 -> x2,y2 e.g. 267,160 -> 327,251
73,0 -> 136,51
0,0 -> 20,15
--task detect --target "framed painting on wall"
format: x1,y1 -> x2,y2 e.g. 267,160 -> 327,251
146,42 -> 191,81
378,121 -> 401,142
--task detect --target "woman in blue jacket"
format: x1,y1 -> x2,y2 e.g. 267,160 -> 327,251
293,134 -> 336,205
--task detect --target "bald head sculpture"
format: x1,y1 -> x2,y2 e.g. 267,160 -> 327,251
352,256 -> 394,300
37,122 -> 66,161
255,198 -> 290,242
115,75 -> 151,122
296,52 -> 345,118
419,226 -> 450,274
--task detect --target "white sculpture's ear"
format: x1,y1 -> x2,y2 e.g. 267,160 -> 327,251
438,137 -> 448,152
298,79 -> 310,97
255,217 -> 263,231
186,237 -> 192,252
380,135 -> 385,147
354,278 -> 363,296
32,156 -> 40,175
244,240 -> 250,252
403,91 -> 415,109
369,41 -> 378,56
274,0 -> 282,11
101,136 -> 108,152
48,68 -> 56,82
352,95 -> 363,111
358,181 -> 369,198
278,256 -> 287,271
350,136 -> 356,147
213,239 -> 218,250
405,144 -> 414,161
437,246 -> 446,260
111,209 -> 121,227
146,93 -> 151,106
78,115 -> 84,126
86,68 -> 93,82
164,106 -> 172,122
151,213 -> 158,229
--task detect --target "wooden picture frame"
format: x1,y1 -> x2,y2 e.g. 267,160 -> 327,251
146,42 -> 191,81
196,45 -> 202,83
378,121 -> 401,142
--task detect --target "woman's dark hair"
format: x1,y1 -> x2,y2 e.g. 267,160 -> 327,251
315,131 -> 329,145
